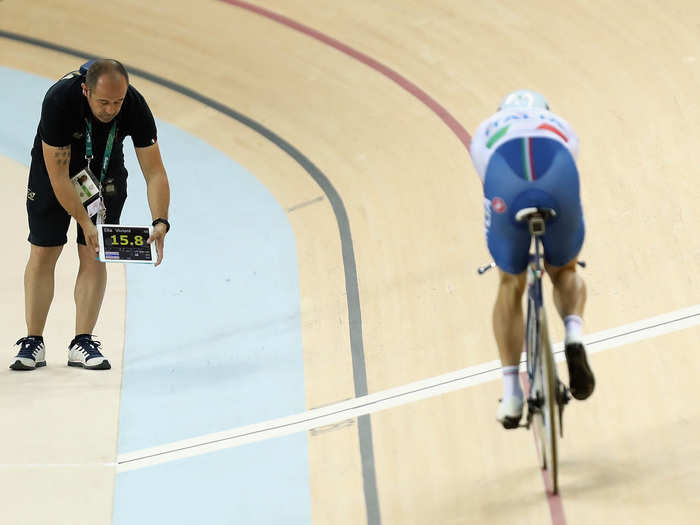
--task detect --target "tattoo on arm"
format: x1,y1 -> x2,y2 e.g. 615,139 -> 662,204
54,146 -> 71,167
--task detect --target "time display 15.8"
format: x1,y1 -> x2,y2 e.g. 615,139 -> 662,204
98,225 -> 156,263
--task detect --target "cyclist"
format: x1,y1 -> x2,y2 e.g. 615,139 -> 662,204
470,90 -> 595,429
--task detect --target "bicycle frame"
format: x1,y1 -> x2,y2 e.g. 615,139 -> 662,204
522,214 -> 566,494
478,208 -> 568,495
524,227 -> 546,427
525,234 -> 544,396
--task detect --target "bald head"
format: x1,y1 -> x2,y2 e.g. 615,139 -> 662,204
85,59 -> 129,91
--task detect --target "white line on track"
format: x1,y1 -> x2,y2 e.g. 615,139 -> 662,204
109,304 -> 699,471
0,463 -> 115,468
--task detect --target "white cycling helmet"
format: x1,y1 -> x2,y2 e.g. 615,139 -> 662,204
498,89 -> 550,111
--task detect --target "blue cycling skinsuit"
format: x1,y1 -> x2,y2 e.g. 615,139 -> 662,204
470,108 -> 585,274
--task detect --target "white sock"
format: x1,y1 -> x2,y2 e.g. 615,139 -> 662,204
502,365 -> 523,400
564,315 -> 584,344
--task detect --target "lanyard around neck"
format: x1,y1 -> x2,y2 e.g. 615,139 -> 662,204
84,118 -> 117,185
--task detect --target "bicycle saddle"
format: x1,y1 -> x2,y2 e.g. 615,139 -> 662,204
515,207 -> 557,223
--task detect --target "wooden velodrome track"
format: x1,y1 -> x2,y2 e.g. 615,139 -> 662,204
2,1 -> 700,523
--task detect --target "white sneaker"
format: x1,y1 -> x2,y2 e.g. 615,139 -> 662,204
10,337 -> 46,370
67,335 -> 111,370
496,396 -> 524,429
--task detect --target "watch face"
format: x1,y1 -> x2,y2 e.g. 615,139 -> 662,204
101,226 -> 153,262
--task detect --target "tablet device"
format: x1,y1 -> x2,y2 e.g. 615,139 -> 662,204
97,224 -> 157,264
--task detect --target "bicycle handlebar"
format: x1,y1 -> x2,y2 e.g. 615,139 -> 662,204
477,260 -> 586,275
477,262 -> 496,275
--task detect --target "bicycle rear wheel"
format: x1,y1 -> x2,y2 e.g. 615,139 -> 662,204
538,308 -> 559,494
525,297 -> 547,469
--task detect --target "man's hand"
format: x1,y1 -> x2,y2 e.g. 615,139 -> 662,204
81,220 -> 100,255
147,222 -> 167,267
136,142 -> 170,267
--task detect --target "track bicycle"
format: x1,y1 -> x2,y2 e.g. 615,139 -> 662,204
478,206 -> 582,494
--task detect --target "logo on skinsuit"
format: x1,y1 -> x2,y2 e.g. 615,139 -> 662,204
492,197 -> 507,214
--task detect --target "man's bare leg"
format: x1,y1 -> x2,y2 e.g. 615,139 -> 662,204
75,243 -> 107,336
65,243 -> 111,370
10,244 -> 63,369
25,244 -> 63,336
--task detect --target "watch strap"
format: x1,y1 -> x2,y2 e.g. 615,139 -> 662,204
152,218 -> 170,233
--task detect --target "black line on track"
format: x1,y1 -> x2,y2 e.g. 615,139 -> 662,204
0,29 -> 378,517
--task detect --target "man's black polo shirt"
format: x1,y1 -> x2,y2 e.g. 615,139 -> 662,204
31,73 -> 158,180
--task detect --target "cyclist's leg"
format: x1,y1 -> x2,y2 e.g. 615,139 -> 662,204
534,140 -> 586,321
547,256 -> 594,400
484,143 -> 532,425
492,269 -> 528,427
484,142 -> 538,361
493,269 -> 527,367
537,145 -> 594,399
544,257 -> 586,321
493,270 -> 527,427
484,144 -> 532,366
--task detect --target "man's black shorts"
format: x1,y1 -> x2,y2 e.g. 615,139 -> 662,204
26,159 -> 128,247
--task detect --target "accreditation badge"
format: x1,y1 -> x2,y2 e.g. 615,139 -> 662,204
70,166 -> 101,217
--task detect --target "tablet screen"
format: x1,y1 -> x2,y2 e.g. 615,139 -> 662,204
99,225 -> 156,263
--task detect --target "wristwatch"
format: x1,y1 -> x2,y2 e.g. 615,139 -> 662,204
152,218 -> 170,233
